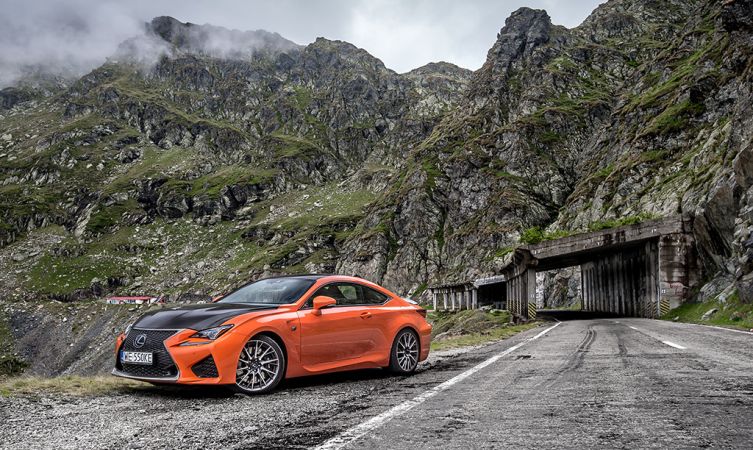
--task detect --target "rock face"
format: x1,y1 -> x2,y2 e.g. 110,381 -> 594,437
339,0 -> 753,302
1,0 -> 752,308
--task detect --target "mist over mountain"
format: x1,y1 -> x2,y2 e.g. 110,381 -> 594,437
0,0 -> 144,87
0,0 -> 609,88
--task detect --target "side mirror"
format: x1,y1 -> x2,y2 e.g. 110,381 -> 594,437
211,295 -> 224,303
312,296 -> 337,315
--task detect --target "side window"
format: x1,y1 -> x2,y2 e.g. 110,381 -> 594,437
307,283 -> 361,307
338,284 -> 359,305
361,286 -> 389,305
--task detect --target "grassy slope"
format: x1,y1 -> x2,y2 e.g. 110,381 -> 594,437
661,291 -> 753,331
428,309 -> 540,351
0,375 -> 149,397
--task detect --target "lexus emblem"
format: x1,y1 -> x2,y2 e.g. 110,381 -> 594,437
134,334 -> 147,348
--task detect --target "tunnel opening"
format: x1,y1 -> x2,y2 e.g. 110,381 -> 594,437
477,280 -> 507,309
505,238 -> 665,321
536,266 -> 582,311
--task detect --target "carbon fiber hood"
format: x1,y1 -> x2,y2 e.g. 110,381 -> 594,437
133,303 -> 276,330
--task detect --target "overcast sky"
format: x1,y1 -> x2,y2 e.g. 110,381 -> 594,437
0,0 -> 605,86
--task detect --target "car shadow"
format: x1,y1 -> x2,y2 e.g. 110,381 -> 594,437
279,368 -> 393,391
124,368 -> 403,399
127,383 -> 236,399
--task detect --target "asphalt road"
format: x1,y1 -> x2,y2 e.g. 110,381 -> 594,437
2,319 -> 752,449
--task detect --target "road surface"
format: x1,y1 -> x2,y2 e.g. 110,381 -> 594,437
2,318 -> 752,449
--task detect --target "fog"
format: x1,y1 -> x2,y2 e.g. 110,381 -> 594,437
0,0 -> 604,88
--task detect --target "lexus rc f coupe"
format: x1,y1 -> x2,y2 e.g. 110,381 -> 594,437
113,275 -> 432,394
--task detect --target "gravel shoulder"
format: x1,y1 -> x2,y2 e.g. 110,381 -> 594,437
0,324 -> 547,449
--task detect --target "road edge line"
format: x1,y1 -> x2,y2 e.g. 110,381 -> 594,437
686,322 -> 753,336
314,322 -> 562,450
661,340 -> 687,350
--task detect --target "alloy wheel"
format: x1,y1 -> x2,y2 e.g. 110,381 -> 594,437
236,338 -> 281,392
396,331 -> 419,372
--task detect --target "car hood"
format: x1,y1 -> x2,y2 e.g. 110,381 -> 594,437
133,303 -> 277,330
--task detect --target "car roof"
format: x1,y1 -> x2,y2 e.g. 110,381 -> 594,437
264,274 -> 332,280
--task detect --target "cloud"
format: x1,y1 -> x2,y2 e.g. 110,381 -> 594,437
0,0 -> 144,87
0,0 -> 605,87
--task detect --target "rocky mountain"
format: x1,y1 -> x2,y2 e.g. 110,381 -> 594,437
1,0 -> 752,313
0,16 -> 470,306
339,0 -> 753,305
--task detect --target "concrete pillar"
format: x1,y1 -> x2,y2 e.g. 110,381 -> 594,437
612,255 -> 619,314
647,241 -> 658,318
581,265 -> 588,311
442,291 -> 448,311
583,267 -> 589,311
472,288 -> 478,309
658,233 -> 696,313
432,292 -> 438,311
526,269 -> 536,319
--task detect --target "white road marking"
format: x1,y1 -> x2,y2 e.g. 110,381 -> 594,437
626,325 -> 686,350
690,323 -> 753,336
661,340 -> 686,349
315,322 -> 562,450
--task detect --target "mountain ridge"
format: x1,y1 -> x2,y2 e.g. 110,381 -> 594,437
1,0 -> 752,309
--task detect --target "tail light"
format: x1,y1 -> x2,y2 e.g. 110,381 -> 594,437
415,308 -> 427,318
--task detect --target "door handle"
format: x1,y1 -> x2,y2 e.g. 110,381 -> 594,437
360,312 -> 372,319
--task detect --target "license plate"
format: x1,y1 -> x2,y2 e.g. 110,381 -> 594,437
120,351 -> 153,365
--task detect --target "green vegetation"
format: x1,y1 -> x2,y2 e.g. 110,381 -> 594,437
661,290 -> 753,331
25,252 -> 137,296
593,164 -> 615,179
190,166 -> 277,196
421,157 -> 443,191
0,376 -> 149,397
494,246 -> 514,258
103,146 -> 198,195
643,100 -> 705,136
86,199 -> 140,234
0,356 -> 28,377
520,226 -> 573,245
428,309 -> 540,351
271,132 -> 324,159
587,212 -> 658,232
0,313 -> 28,376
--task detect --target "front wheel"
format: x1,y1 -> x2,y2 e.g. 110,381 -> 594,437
233,335 -> 285,395
389,329 -> 419,374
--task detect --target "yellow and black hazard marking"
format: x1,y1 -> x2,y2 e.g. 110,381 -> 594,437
528,302 -> 537,320
659,298 -> 671,317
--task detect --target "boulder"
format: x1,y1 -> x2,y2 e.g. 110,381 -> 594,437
701,308 -> 718,321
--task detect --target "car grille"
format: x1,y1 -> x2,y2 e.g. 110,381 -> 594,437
116,329 -> 178,379
191,355 -> 219,378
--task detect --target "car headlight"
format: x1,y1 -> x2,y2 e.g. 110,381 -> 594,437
190,324 -> 233,340
124,323 -> 133,336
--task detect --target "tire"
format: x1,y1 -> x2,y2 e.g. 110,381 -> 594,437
233,335 -> 285,395
389,328 -> 420,374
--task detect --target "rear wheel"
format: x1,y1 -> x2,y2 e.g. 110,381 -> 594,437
389,328 -> 419,374
233,335 -> 285,395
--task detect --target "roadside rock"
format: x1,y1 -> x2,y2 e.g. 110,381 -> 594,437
702,308 -> 718,321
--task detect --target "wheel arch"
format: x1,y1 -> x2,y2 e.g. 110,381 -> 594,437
393,325 -> 421,351
251,330 -> 289,372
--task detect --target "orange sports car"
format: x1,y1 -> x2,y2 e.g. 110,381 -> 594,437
113,275 -> 432,394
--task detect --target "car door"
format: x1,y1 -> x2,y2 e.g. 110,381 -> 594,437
297,282 -> 382,369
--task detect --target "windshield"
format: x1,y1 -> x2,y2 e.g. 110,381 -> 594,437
218,277 -> 315,305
